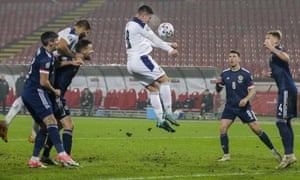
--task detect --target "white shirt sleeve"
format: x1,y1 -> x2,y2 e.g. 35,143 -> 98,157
140,25 -> 174,53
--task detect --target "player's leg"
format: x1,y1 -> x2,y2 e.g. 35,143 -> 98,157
218,118 -> 233,161
128,55 -> 175,132
0,97 -> 25,142
59,115 -> 74,155
157,74 -> 179,126
247,121 -> 282,162
218,107 -> 236,161
147,83 -> 175,132
5,96 -> 24,125
275,91 -> 297,169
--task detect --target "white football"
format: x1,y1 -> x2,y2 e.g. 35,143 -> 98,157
157,22 -> 174,38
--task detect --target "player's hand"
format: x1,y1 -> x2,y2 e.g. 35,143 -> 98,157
169,49 -> 178,57
215,77 -> 222,84
261,70 -> 272,78
239,98 -> 248,107
72,59 -> 84,66
54,89 -> 61,97
263,39 -> 274,50
170,42 -> 178,49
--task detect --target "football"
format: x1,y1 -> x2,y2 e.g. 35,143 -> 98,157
157,22 -> 174,38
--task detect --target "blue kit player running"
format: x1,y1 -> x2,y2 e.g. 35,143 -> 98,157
263,30 -> 297,169
216,50 -> 281,163
21,31 -> 79,168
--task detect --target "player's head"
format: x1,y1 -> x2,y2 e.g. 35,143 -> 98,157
265,30 -> 282,45
75,20 -> 91,39
136,5 -> 154,24
75,39 -> 94,60
228,50 -> 241,69
41,31 -> 59,51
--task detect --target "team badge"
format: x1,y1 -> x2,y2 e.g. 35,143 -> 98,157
237,75 -> 243,83
45,62 -> 51,69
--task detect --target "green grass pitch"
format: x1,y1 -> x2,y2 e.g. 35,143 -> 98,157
0,115 -> 300,180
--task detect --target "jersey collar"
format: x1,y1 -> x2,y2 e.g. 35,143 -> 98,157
132,17 -> 145,28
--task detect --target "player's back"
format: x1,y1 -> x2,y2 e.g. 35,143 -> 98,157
269,45 -> 297,92
125,17 -> 153,57
54,56 -> 79,96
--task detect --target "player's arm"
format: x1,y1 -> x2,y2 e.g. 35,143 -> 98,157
57,38 -> 76,58
140,26 -> 178,57
239,84 -> 256,107
39,70 -> 61,97
264,40 -> 289,62
215,76 -> 223,93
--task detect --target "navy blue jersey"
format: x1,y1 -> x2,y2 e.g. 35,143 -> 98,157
219,68 -> 254,109
21,47 -> 55,122
269,45 -> 297,93
269,45 -> 298,118
54,56 -> 79,96
24,47 -> 55,91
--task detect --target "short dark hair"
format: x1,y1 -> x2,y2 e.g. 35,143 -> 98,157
75,20 -> 91,30
230,50 -> 240,57
40,31 -> 58,46
75,39 -> 92,53
137,5 -> 154,14
267,30 -> 282,40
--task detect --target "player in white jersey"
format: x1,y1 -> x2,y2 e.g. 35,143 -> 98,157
125,5 -> 179,132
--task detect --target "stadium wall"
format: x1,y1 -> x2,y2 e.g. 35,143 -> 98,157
1,65 -> 300,117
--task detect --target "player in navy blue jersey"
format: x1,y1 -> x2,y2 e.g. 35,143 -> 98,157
21,31 -> 79,168
263,30 -> 297,169
40,39 -> 93,165
216,50 -> 281,163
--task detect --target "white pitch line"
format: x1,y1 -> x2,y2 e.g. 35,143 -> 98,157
99,170 -> 300,180
5,134 -> 300,142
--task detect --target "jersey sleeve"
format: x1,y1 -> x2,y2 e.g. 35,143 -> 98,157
246,72 -> 255,89
39,58 -> 51,74
139,24 -> 174,53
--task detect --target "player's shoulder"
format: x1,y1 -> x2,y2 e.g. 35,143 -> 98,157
240,67 -> 251,73
221,68 -> 231,75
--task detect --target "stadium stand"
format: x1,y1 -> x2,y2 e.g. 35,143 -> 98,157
1,0 -> 299,77
0,0 -> 300,115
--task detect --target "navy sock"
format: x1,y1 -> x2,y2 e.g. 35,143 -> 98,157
47,124 -> 64,154
257,131 -> 274,150
287,119 -> 294,152
62,129 -> 73,155
32,130 -> 47,157
276,120 -> 293,154
220,134 -> 229,154
42,137 -> 53,157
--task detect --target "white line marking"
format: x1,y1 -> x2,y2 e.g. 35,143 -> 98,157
99,170 -> 300,180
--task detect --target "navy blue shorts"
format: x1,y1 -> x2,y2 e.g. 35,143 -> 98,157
22,88 -> 53,123
221,106 -> 257,123
52,96 -> 71,120
277,90 -> 297,119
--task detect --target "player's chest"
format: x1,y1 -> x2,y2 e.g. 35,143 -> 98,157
223,74 -> 246,89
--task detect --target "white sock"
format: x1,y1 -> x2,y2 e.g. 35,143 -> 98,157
150,92 -> 164,122
31,156 -> 40,161
5,97 -> 24,125
159,82 -> 172,114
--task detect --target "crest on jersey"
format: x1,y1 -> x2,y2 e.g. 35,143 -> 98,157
237,75 -> 243,83
45,62 -> 51,69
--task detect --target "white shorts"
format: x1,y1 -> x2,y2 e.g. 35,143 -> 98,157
127,55 -> 165,86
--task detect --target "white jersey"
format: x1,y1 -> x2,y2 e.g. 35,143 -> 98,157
55,27 -> 79,56
125,17 -> 173,57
